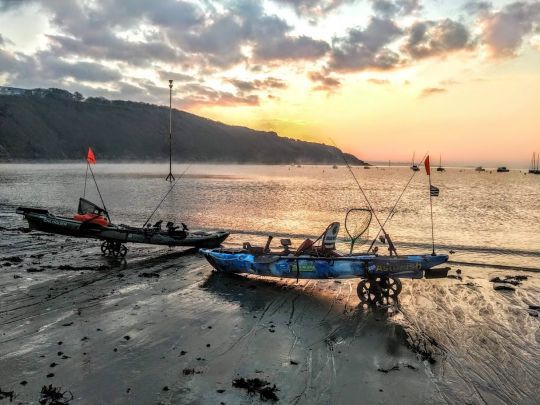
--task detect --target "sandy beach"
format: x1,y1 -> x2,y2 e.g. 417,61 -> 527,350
1,224 -> 539,404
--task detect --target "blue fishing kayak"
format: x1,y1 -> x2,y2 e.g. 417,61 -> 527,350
201,249 -> 449,280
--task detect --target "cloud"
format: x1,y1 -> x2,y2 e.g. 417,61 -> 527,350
403,19 -> 473,59
228,77 -> 287,92
463,1 -> 492,15
308,71 -> 341,91
158,71 -> 195,83
36,53 -> 122,83
367,78 -> 390,84
480,1 -> 540,57
420,87 -> 446,97
253,35 -> 330,61
371,0 -> 421,17
329,17 -> 403,71
271,0 -> 355,17
0,0 -> 32,11
179,83 -> 259,108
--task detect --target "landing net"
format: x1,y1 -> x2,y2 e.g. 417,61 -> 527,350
344,208 -> 372,254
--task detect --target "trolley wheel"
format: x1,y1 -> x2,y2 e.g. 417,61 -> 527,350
119,245 -> 128,258
378,277 -> 402,298
357,279 -> 383,306
101,241 -> 109,254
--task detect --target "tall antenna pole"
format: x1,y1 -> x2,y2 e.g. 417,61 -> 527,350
166,79 -> 175,182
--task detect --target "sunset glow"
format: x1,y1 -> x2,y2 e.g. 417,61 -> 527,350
1,0 -> 539,166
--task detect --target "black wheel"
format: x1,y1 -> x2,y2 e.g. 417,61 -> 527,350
101,241 -> 108,254
119,245 -> 128,258
357,279 -> 383,306
378,277 -> 402,298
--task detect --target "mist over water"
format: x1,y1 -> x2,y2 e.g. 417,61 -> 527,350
1,163 -> 539,269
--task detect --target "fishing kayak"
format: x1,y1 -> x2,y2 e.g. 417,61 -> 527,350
17,202 -> 229,251
201,248 -> 449,279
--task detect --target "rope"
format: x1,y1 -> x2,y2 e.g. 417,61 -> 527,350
142,165 -> 191,228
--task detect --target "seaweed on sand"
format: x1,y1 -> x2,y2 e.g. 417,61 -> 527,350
232,377 -> 279,401
39,384 -> 73,405
0,388 -> 14,402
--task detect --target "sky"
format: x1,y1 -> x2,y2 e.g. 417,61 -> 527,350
0,0 -> 539,167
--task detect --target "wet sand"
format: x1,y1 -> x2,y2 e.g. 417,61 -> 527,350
1,227 -> 539,404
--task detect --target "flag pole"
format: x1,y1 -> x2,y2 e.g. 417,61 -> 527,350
428,167 -> 436,256
83,161 -> 89,198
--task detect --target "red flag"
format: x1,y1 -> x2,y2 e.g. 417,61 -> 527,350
424,155 -> 430,175
87,147 -> 96,165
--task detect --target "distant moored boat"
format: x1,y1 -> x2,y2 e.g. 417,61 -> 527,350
410,152 -> 420,171
529,152 -> 540,174
497,166 -> 509,172
436,154 -> 445,172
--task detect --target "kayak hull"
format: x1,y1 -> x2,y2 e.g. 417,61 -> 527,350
17,207 -> 229,248
201,249 -> 449,279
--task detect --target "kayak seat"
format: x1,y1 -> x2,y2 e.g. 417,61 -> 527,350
243,242 -> 264,255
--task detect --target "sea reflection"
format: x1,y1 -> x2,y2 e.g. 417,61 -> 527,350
0,163 -> 539,269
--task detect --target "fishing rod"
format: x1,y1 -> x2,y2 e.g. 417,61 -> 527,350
87,163 -> 111,222
367,152 -> 428,253
142,164 -> 191,228
329,139 -> 397,255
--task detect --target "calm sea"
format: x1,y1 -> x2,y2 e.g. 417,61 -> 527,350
1,163 -> 539,270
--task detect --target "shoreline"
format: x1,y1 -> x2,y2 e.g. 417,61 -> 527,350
1,226 -> 539,403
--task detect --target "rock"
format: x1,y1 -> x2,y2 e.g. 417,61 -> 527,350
20,380 -> 28,386
405,364 -> 417,370
138,272 -> 160,278
217,389 -> 225,393
46,373 -> 55,378
162,386 -> 169,391
494,285 -> 515,291
180,350 -> 187,356
27,268 -> 44,273
123,335 -> 130,341
183,368 -> 195,375
13,274 -> 22,279
62,322 -> 73,327
528,310 -> 539,317
0,388 -> 14,401
377,365 -> 400,373
490,276 -> 523,286
528,305 -> 540,311
4,256 -> 23,263
289,360 -> 299,365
